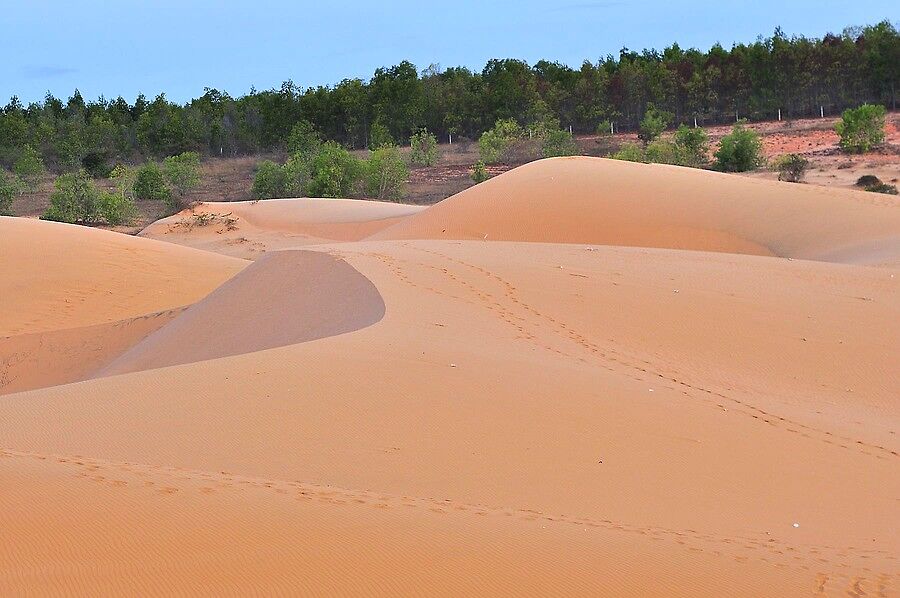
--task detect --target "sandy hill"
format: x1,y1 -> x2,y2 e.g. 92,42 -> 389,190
370,157 -> 900,266
0,217 -> 246,395
0,160 -> 898,596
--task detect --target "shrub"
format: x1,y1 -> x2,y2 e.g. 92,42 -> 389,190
96,188 -> 136,225
610,142 -> 645,162
13,144 -> 45,192
713,122 -> 764,172
251,160 -> 287,200
409,129 -> 439,166
471,161 -> 489,184
366,145 -> 409,200
835,104 -> 886,153
307,141 -> 364,198
0,171 -> 16,215
864,182 -> 898,195
673,125 -> 709,167
638,104 -> 672,144
479,119 -> 522,164
163,151 -> 201,207
772,153 -> 809,182
133,162 -> 171,202
43,171 -> 100,224
856,174 -> 881,187
541,129 -> 578,158
286,120 -> 321,157
645,139 -> 678,164
369,120 -> 394,150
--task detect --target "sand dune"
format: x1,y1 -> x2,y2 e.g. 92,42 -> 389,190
370,157 -> 900,265
1,160 -> 898,596
99,250 -> 385,376
140,198 -> 426,258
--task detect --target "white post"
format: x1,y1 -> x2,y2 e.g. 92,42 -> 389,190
449,132 -> 452,145
569,125 -> 572,134
736,111 -> 739,122
778,108 -> 781,121
611,121 -> 614,135
694,117 -> 697,128
820,105 -> 824,118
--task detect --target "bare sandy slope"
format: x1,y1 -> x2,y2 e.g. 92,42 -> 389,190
139,197 -> 426,258
370,157 -> 900,266
99,250 -> 385,377
0,217 -> 246,336
1,239 -> 897,596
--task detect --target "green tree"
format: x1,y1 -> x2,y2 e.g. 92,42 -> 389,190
0,171 -> 16,215
307,141 -> 365,198
251,160 -> 287,199
835,104 -> 886,153
478,118 -> 522,163
282,152 -> 311,197
672,125 -> 709,167
13,145 -> 45,192
409,129 -> 439,166
97,165 -> 137,225
43,171 -> 100,224
610,142 -> 645,162
541,129 -> 578,158
133,162 -> 171,202
637,104 -> 672,144
366,145 -> 409,200
286,120 -> 321,156
713,122 -> 764,172
163,151 -> 201,209
368,120 -> 394,149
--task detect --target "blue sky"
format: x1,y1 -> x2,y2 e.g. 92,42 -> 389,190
1,0 -> 895,104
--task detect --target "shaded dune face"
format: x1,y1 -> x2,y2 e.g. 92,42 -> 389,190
98,250 -> 386,377
369,157 -> 900,265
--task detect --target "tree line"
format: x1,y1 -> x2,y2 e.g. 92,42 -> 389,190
0,21 -> 896,172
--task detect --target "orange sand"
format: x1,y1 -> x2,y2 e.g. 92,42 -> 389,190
1,158 -> 897,596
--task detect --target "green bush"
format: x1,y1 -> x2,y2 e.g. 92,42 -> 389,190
163,151 -> 201,207
282,152 -> 311,197
596,120 -> 613,137
13,144 -> 45,192
43,171 -> 100,224
638,104 -> 672,144
713,122 -> 764,172
133,162 -> 171,202
0,171 -> 16,215
96,187 -> 137,225
251,160 -> 287,200
835,104 -> 886,153
856,174 -> 881,187
81,151 -> 114,179
286,120 -> 321,157
471,161 -> 489,184
645,139 -> 678,164
610,142 -> 645,162
366,145 -> 409,200
409,129 -> 439,166
672,125 -> 709,167
479,119 -> 522,164
541,129 -> 578,158
307,141 -> 364,198
772,153 -> 809,182
864,182 -> 898,195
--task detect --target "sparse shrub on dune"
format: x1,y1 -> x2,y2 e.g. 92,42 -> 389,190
610,142 -> 645,163
409,129 -> 439,166
713,122 -> 764,172
42,170 -> 134,225
541,129 -> 578,158
835,104 -> 886,154
282,152 -> 311,197
479,119 -> 522,164
864,182 -> 898,195
772,153 -> 809,182
366,145 -> 409,200
645,139 -> 677,164
672,125 -> 709,167
133,162 -> 171,202
855,174 -> 881,187
471,161 -> 489,184
251,160 -> 287,200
